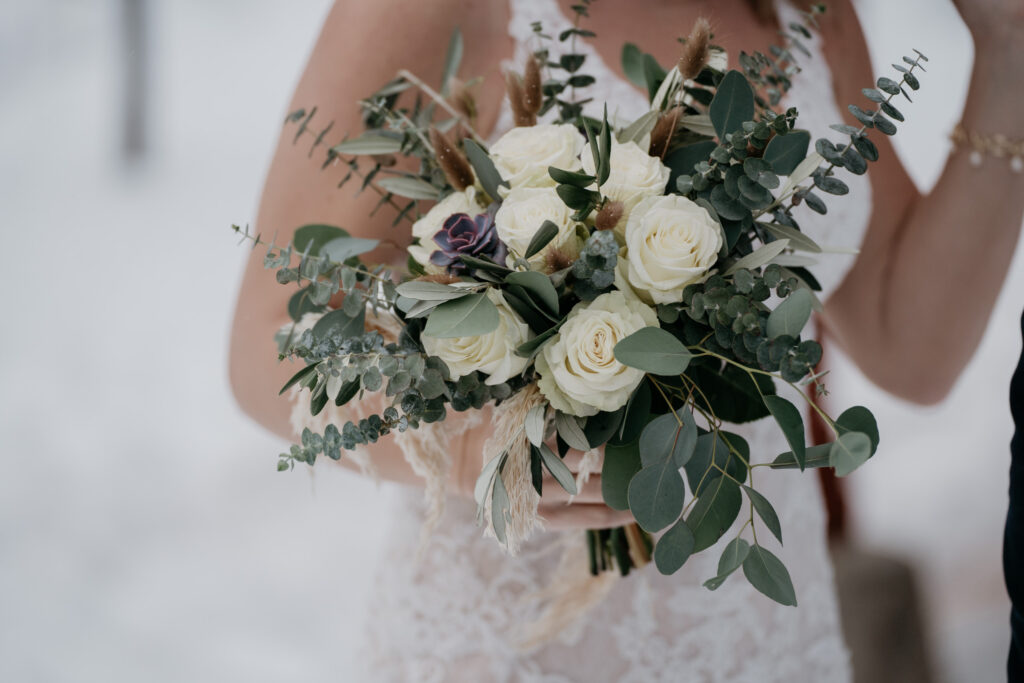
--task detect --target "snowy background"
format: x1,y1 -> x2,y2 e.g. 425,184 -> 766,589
0,1 -> 1019,681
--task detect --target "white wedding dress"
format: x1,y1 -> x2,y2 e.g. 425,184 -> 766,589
358,1 -> 870,680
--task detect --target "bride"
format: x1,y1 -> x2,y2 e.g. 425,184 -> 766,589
230,0 -> 1023,680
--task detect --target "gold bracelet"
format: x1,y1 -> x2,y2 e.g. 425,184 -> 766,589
950,123 -> 1024,173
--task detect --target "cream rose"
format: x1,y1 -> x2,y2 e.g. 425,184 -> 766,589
421,289 -> 532,386
494,186 -> 580,268
536,291 -> 658,417
490,124 -> 586,189
623,195 -> 723,305
581,138 -> 671,240
408,187 -> 482,272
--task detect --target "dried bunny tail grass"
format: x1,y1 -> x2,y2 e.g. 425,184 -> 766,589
447,77 -> 478,122
482,384 -> 544,554
648,106 -> 682,159
516,534 -> 619,650
594,200 -> 624,232
505,71 -> 537,127
416,273 -> 461,285
678,17 -> 712,81
429,127 -> 474,191
543,247 -> 574,273
522,55 -> 543,116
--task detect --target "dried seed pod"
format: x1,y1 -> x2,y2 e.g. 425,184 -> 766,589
678,17 -> 712,80
522,55 -> 543,116
505,71 -> 536,127
648,106 -> 682,159
430,127 -> 474,191
544,247 -> 574,273
595,201 -> 624,232
416,273 -> 461,285
448,77 -> 477,122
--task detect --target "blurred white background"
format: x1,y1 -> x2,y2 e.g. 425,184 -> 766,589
0,1 -> 1019,681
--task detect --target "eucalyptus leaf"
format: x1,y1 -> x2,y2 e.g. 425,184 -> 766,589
743,545 -> 797,606
639,412 -> 698,468
766,288 -> 813,339
602,440 -> 642,510
614,326 -> 693,375
829,431 -> 872,477
422,293 -> 499,338
653,518 -> 695,575
686,474 -> 742,552
293,224 -> 350,255
703,537 -> 751,590
320,236 -> 380,262
763,395 -> 806,470
835,406 -> 880,454
709,70 -> 756,139
743,485 -> 783,543
312,308 -> 365,342
762,130 -> 811,176
627,458 -> 686,533
770,443 -> 832,470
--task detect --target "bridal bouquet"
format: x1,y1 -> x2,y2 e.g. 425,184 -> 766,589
236,3 -> 925,607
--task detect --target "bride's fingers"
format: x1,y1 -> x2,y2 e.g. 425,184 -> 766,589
539,502 -> 635,530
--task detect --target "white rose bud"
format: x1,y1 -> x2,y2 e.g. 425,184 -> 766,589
536,291 -> 658,417
494,186 -> 580,268
581,138 -> 671,240
408,187 -> 482,272
421,289 -> 532,386
490,123 -> 586,190
622,195 -> 723,305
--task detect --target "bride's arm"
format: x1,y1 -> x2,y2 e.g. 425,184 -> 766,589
819,1 -> 1024,405
228,0 -> 634,528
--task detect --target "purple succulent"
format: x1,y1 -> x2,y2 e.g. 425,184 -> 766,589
429,211 -> 509,274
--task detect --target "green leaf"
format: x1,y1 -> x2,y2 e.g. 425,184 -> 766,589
279,363 -> 318,396
686,474 -> 742,552
639,411 -> 698,468
684,362 -> 774,423
743,545 -> 797,606
331,133 -> 404,156
725,239 -> 790,275
614,327 -> 693,375
654,518 -> 695,575
320,236 -> 380,262
515,321 -> 563,359
458,254 -> 512,276
440,27 -> 463,95
525,405 -> 547,446
763,130 -> 811,175
538,443 -> 578,494
556,183 -> 600,210
287,288 -> 325,322
475,451 -> 503,513
505,271 -> 559,316
770,443 -> 832,470
525,220 -> 561,260
375,176 -> 440,201
618,381 -> 652,443
602,440 -> 642,510
703,538 -> 750,590
293,224 -> 350,255
709,70 -> 756,140
829,431 -> 872,477
555,412 -> 590,452
619,110 -> 660,145
835,406 -> 880,454
763,395 -> 805,470
627,458 -> 686,533
743,486 -> 783,543
766,288 -> 813,339
463,139 -> 507,202
597,106 -> 612,186
395,281 -> 473,302
664,140 -> 717,191
547,167 -> 595,188
642,53 -> 667,102
491,470 -> 510,544
312,308 -> 365,342
422,293 -> 500,338
621,43 -> 647,89
759,223 -> 822,253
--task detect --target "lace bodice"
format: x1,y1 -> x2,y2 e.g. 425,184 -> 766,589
358,1 -> 871,680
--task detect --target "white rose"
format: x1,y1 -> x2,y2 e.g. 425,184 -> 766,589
623,195 -> 723,305
494,186 -> 580,268
490,124 -> 586,189
421,289 -> 532,386
581,138 -> 671,240
408,187 -> 482,272
536,291 -> 658,417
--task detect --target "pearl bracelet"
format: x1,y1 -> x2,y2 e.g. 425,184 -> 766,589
950,123 -> 1024,173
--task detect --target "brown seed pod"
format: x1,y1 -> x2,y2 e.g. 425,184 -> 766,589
430,127 -> 474,191
595,201 -> 624,232
522,55 -> 543,116
648,106 -> 682,159
678,17 -> 712,81
416,273 -> 461,285
447,77 -> 478,122
544,247 -> 574,273
505,71 -> 536,127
